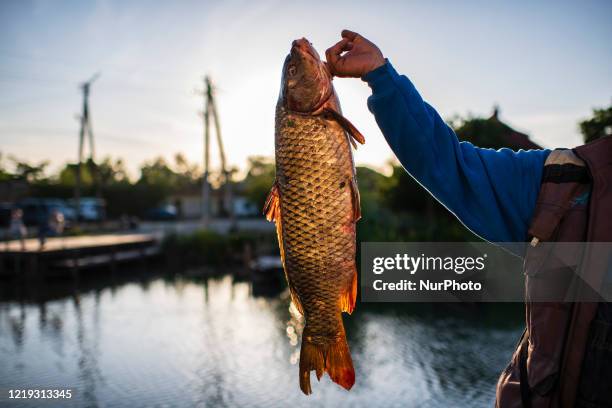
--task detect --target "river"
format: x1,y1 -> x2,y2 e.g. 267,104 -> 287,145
0,269 -> 523,407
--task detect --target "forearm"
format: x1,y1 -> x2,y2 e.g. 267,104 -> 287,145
363,61 -> 550,244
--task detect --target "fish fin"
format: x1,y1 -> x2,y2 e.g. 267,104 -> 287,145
325,336 -> 355,391
263,183 -> 284,265
349,177 -> 361,222
289,287 -> 304,316
299,327 -> 355,394
299,331 -> 325,395
323,107 -> 366,147
263,183 -> 280,223
340,266 -> 358,314
264,183 -> 305,316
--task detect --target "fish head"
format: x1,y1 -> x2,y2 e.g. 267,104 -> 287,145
281,38 -> 332,113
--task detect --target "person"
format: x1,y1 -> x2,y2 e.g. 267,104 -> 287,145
9,208 -> 27,251
49,209 -> 65,236
37,206 -> 50,250
325,30 -> 611,407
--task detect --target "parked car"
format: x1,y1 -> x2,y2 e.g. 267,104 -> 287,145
68,197 -> 106,222
145,204 -> 178,220
0,203 -> 14,229
17,198 -> 74,227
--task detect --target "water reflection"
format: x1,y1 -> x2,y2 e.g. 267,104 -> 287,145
0,270 -> 523,407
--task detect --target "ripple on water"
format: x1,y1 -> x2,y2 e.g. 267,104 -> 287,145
0,275 -> 522,408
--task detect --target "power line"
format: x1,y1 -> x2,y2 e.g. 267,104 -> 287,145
0,126 -> 161,146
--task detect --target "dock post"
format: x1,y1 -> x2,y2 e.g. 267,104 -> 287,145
71,249 -> 80,281
110,247 -> 117,274
25,253 -> 38,281
139,244 -> 147,270
15,253 -> 21,278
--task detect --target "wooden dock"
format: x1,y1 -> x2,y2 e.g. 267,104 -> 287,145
0,233 -> 158,278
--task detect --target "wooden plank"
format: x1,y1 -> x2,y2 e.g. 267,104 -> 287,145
2,233 -> 156,254
52,247 -> 159,269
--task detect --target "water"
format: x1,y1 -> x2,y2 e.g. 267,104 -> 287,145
0,270 -> 523,407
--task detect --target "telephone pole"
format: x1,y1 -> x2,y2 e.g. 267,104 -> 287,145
201,76 -> 211,227
197,76 -> 234,229
74,72 -> 100,226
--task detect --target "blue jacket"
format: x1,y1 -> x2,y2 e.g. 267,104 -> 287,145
363,61 -> 551,248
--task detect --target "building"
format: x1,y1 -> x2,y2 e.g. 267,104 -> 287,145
488,106 -> 542,150
168,182 -> 258,220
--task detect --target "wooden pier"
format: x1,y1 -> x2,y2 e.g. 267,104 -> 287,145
0,233 -> 159,278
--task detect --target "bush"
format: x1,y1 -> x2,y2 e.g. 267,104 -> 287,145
161,229 -> 275,267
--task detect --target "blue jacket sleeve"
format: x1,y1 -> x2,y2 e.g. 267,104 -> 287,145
363,61 -> 550,244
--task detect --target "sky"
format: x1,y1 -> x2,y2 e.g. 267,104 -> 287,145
1,0 -> 611,179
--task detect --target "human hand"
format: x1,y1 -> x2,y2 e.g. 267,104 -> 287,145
325,30 -> 385,78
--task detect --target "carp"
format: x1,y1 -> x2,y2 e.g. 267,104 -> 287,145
264,38 -> 365,395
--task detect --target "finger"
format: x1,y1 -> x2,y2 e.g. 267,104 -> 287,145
341,29 -> 359,41
325,37 -> 350,66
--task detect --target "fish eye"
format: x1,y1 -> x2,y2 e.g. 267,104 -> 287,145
288,65 -> 297,76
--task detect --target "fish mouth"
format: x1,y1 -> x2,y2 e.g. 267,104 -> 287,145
290,38 -> 331,81
291,38 -> 320,62
286,38 -> 333,114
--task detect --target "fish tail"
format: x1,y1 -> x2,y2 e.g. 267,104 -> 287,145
299,327 -> 355,395
299,332 -> 325,395
325,335 -> 355,391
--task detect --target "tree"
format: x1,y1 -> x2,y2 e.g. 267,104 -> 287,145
9,157 -> 49,182
242,156 -> 275,211
580,105 -> 612,144
453,117 -> 507,148
138,157 -> 176,188
174,153 -> 199,179
0,153 -> 11,181
58,163 -> 92,187
98,157 -> 129,186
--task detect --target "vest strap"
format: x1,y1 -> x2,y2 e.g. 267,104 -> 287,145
541,164 -> 590,184
519,337 -> 532,408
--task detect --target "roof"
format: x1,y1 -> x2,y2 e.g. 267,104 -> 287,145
488,106 -> 542,150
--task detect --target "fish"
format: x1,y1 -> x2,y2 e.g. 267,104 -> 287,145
264,38 -> 365,395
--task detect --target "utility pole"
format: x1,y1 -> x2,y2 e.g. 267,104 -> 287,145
197,76 -> 235,229
74,73 -> 100,226
201,76 -> 211,227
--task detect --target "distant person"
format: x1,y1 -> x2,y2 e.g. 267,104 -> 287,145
49,209 -> 65,236
120,214 -> 130,230
325,30 -> 611,407
120,214 -> 139,230
9,208 -> 27,251
37,207 -> 51,250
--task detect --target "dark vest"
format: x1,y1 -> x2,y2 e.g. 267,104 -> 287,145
496,136 -> 612,408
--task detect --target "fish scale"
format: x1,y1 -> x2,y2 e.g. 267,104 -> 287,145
277,106 -> 356,361
265,38 -> 364,394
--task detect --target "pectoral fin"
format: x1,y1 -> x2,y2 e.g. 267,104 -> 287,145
323,108 -> 366,147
